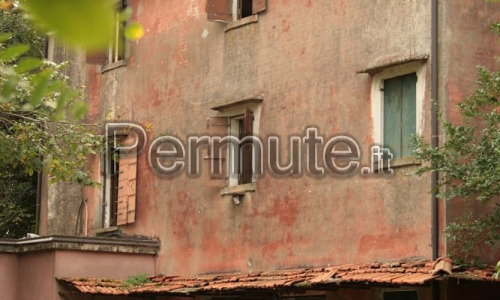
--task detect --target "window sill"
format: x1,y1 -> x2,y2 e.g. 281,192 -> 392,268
225,14 -> 259,32
373,157 -> 421,172
101,60 -> 127,74
94,226 -> 119,236
220,182 -> 255,196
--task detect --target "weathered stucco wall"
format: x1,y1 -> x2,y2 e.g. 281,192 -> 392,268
441,0 -> 500,263
41,0 -> 500,277
0,248 -> 156,300
40,39 -> 88,236
0,253 -> 18,300
86,0 -> 435,276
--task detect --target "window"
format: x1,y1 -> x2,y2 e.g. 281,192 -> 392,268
206,98 -> 262,189
108,0 -> 127,64
369,60 -> 426,164
85,0 -> 128,67
206,0 -> 267,22
383,73 -> 417,159
229,108 -> 254,185
383,290 -> 418,300
103,134 -> 137,227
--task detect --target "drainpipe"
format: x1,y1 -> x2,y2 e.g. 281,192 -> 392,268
431,0 -> 439,261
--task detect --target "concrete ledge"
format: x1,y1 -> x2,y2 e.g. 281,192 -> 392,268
225,14 -> 259,32
0,235 -> 159,254
357,54 -> 429,75
221,183 -> 256,196
101,60 -> 127,73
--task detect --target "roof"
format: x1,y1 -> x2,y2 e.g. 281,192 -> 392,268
58,258 -> 499,296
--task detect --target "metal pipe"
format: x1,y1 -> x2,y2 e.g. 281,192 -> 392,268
431,0 -> 440,260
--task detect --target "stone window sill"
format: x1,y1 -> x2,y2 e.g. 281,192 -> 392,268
95,226 -> 119,236
101,60 -> 126,73
220,182 -> 256,196
225,14 -> 259,32
373,157 -> 421,173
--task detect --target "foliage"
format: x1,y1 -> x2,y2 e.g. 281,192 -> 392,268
0,167 -> 36,238
0,9 -> 44,59
445,206 -> 500,267
0,6 -> 104,237
412,24 -> 500,266
18,0 -> 143,51
121,274 -> 151,288
493,261 -> 500,281
412,65 -> 500,202
0,49 -> 103,184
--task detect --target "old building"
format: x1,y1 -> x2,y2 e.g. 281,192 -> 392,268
1,0 -> 500,299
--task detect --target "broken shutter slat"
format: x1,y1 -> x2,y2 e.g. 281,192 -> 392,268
252,0 -> 267,14
206,0 -> 232,23
116,135 -> 137,225
205,117 -> 228,186
241,108 -> 253,184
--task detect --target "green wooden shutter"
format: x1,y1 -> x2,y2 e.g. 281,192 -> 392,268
401,73 -> 417,157
383,73 -> 417,159
384,76 -> 403,158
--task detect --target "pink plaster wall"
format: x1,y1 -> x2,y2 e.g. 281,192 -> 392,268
0,253 -> 18,300
63,0 -> 500,277
0,250 -> 156,300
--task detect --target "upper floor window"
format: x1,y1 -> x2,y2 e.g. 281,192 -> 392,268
367,59 -> 427,164
108,0 -> 127,64
206,0 -> 267,23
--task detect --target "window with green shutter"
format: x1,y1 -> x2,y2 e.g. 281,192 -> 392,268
383,73 -> 417,159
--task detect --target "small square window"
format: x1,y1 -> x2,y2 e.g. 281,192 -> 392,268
206,0 -> 267,23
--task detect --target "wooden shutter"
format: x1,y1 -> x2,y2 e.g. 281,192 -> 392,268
383,73 -> 417,159
205,117 -> 228,186
116,137 -> 137,225
206,0 -> 232,22
400,73 -> 417,157
252,0 -> 267,14
241,109 -> 253,184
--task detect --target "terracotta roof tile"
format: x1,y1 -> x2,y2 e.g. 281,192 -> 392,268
58,258 -> 497,296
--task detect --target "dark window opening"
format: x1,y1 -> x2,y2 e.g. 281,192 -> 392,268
109,149 -> 120,227
384,290 -> 418,300
238,119 -> 252,184
240,0 -> 253,18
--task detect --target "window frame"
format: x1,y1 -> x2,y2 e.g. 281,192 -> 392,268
209,99 -> 262,191
370,61 -> 426,160
206,0 -> 266,25
108,0 -> 128,65
102,133 -> 137,228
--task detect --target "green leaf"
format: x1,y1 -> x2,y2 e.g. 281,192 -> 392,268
70,101 -> 89,120
0,44 -> 30,61
119,7 -> 133,22
1,75 -> 18,100
15,58 -> 43,73
29,70 -> 52,106
125,23 -> 144,40
0,32 -> 12,43
21,0 -> 116,51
